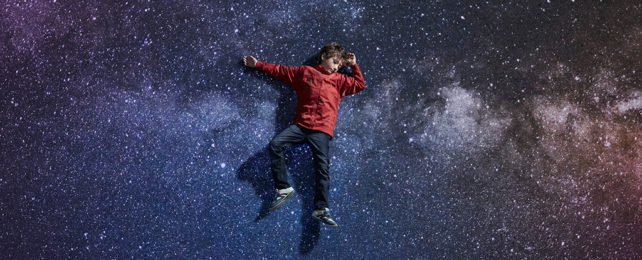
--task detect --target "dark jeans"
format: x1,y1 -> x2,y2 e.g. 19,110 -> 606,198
269,124 -> 331,210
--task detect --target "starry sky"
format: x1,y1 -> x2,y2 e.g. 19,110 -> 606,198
1,0 -> 641,258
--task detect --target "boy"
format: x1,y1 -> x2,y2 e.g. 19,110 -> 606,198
243,42 -> 365,227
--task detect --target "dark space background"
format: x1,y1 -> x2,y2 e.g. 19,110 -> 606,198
1,0 -> 640,258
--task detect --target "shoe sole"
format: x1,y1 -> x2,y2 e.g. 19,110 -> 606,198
269,190 -> 294,211
312,215 -> 338,228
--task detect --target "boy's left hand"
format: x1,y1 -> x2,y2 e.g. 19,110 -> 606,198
345,52 -> 356,66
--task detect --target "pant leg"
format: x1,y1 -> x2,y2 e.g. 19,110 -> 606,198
269,124 -> 306,189
305,130 -> 332,210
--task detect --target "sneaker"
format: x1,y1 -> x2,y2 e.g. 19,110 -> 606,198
311,207 -> 338,227
269,187 -> 294,210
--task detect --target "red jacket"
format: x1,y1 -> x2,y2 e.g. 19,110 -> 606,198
255,61 -> 366,138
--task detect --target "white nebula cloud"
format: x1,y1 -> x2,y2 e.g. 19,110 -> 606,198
530,95 -> 592,137
417,83 -> 511,160
524,64 -> 642,201
614,90 -> 642,114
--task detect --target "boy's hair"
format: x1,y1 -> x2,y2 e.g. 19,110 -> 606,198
318,42 -> 345,63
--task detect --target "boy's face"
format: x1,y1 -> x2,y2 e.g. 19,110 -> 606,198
321,53 -> 341,74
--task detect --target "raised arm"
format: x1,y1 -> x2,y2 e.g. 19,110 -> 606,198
338,53 -> 365,96
244,55 -> 303,88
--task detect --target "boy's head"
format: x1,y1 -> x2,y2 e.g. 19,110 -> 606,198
318,42 -> 345,74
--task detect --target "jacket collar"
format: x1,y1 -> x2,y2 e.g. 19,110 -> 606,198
314,63 -> 332,75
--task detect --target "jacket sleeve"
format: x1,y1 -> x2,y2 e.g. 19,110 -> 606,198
338,63 -> 366,97
255,61 -> 304,89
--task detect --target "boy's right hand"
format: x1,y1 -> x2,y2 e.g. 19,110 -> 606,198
344,52 -> 356,66
243,55 -> 258,68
